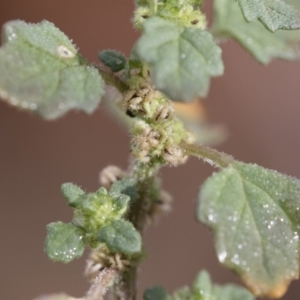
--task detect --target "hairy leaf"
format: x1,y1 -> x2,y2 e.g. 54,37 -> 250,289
99,50 -> 126,72
0,20 -> 104,119
61,183 -> 85,207
45,222 -> 85,263
97,219 -> 142,255
110,178 -> 138,203
194,270 -> 255,300
213,0 -> 300,64
237,0 -> 300,32
135,17 -> 223,101
198,162 -> 300,298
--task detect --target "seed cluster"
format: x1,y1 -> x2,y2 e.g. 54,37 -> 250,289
124,71 -> 191,166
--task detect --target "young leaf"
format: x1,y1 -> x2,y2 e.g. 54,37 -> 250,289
213,0 -> 300,64
110,178 -> 138,203
99,50 -> 126,72
61,183 -> 85,207
45,222 -> 85,263
237,0 -> 300,32
0,20 -> 104,119
97,219 -> 142,255
198,162 -> 300,298
143,286 -> 169,300
135,17 -> 223,102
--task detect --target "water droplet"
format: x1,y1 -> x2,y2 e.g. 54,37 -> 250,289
116,59 -> 122,65
180,53 -> 186,59
21,101 -> 28,109
218,250 -> 227,262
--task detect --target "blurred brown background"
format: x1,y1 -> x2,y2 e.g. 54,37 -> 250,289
1,1 -> 300,300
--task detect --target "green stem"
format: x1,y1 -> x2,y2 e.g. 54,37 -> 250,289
180,141 -> 234,168
116,161 -> 160,300
96,64 -> 128,93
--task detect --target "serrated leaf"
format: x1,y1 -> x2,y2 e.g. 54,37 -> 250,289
33,294 -> 74,300
45,222 -> 85,263
99,50 -> 126,72
135,17 -> 223,101
213,0 -> 300,64
61,183 -> 85,207
0,20 -> 104,119
144,287 -> 169,300
237,0 -> 300,32
198,162 -> 300,298
97,219 -> 141,255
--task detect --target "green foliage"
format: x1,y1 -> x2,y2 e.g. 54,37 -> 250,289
198,162 -> 300,298
45,222 -> 85,263
144,286 -> 169,300
45,184 -> 141,262
144,270 -> 254,300
98,219 -> 142,255
0,20 -> 104,119
99,50 -> 127,72
110,178 -> 138,203
212,0 -> 300,64
2,1 -> 300,299
61,182 -> 85,207
237,0 -> 300,32
135,17 -> 223,101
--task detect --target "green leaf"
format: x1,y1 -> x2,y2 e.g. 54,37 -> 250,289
193,270 -> 254,300
144,287 -> 169,300
237,0 -> 300,32
61,183 -> 85,207
97,219 -> 142,255
198,162 -> 300,298
110,178 -> 138,203
0,20 -> 104,119
213,0 -> 300,64
135,17 -> 223,101
99,50 -> 126,72
45,222 -> 85,263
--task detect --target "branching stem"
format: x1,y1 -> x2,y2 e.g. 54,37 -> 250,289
180,141 -> 234,168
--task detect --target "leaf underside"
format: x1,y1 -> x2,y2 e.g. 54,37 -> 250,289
0,20 -> 104,119
198,162 -> 300,298
238,0 -> 300,32
213,0 -> 300,64
135,17 -> 224,102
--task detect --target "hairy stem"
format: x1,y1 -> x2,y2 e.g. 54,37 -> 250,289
96,64 -> 128,93
85,268 -> 118,300
180,141 -> 234,168
116,161 -> 160,300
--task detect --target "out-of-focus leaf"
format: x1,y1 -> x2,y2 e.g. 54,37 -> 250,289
237,0 -> 300,32
213,0 -> 300,64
